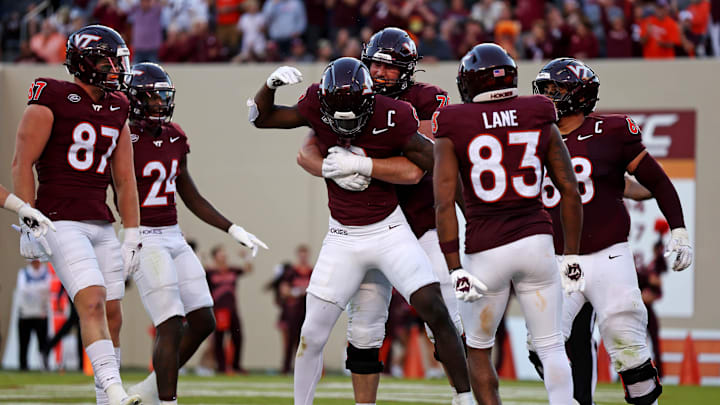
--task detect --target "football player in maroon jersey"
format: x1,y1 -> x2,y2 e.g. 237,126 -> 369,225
11,25 -> 141,405
250,57 -> 475,405
434,43 -> 582,405
530,58 -> 692,405
296,27 -> 462,404
122,63 -> 267,405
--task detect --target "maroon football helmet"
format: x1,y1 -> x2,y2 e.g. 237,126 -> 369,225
457,43 -> 518,103
65,25 -> 131,92
361,27 -> 420,96
318,57 -> 375,138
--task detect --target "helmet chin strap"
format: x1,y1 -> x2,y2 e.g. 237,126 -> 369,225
471,88 -> 519,103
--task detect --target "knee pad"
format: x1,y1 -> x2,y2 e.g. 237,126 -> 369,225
345,343 -> 383,374
528,349 -> 545,380
619,359 -> 662,405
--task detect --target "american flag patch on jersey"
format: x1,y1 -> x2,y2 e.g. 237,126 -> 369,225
493,69 -> 505,77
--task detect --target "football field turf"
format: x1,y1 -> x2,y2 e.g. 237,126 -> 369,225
0,371 -> 718,404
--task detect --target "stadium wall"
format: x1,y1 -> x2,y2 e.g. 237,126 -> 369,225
0,60 -> 718,370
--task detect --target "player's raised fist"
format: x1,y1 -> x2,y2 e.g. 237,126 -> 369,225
266,66 -> 303,90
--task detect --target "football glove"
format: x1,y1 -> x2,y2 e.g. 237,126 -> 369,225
332,173 -> 371,192
121,227 -> 142,277
12,223 -> 51,260
665,227 -> 693,271
559,254 -> 585,294
4,193 -> 55,238
266,66 -> 303,89
322,146 -> 373,178
451,268 -> 487,302
229,224 -> 268,257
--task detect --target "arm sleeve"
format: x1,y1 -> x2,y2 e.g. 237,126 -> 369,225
631,153 -> 685,229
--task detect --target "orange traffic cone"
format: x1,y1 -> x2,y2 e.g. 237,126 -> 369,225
597,340 -> 611,383
679,334 -> 700,385
497,333 -> 516,380
83,350 -> 93,376
404,324 -> 425,379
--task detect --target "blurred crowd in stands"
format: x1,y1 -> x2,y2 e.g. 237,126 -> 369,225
0,0 -> 718,64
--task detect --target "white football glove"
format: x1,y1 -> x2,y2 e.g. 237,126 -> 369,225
228,224 -> 268,257
332,173 -> 371,191
266,66 -> 303,89
322,146 -> 373,179
12,224 -> 51,260
121,227 -> 142,277
451,268 -> 488,302
559,254 -> 585,294
665,227 -> 693,271
4,193 -> 56,238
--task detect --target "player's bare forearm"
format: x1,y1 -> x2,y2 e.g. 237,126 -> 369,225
12,105 -> 54,204
403,132 -> 435,174
434,138 -> 462,270
176,161 -> 232,232
252,84 -> 307,129
371,156 -> 424,184
0,185 -> 10,206
624,176 -> 652,201
111,125 -> 140,228
545,125 -> 582,254
297,133 -> 323,177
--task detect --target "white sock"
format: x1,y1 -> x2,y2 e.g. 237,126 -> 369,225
293,294 -> 343,405
115,347 -> 121,368
86,340 -> 123,401
534,335 -> 573,405
160,401 -> 177,405
453,392 -> 474,405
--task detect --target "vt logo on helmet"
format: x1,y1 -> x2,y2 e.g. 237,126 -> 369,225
533,58 -> 600,118
361,27 -> 420,97
318,57 -> 375,138
127,63 -> 176,127
65,25 -> 131,92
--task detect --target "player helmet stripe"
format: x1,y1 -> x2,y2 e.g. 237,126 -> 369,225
457,43 -> 518,104
532,58 -> 600,118
65,25 -> 131,92
318,57 -> 375,138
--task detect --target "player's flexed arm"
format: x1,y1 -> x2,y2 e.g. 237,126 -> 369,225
250,66 -> 308,129
544,124 -> 584,293
175,156 -> 268,256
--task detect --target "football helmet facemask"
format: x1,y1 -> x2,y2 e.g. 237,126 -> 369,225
533,57 -> 600,118
127,62 -> 175,126
65,25 -> 131,92
361,27 -> 420,97
318,57 -> 375,139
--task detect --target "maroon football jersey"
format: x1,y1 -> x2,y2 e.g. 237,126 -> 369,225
434,95 -> 558,253
29,78 -> 129,222
297,83 -> 418,226
542,114 -> 645,254
130,122 -> 190,227
396,82 -> 448,238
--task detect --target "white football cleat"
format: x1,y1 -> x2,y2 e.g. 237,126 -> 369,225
120,394 -> 142,405
128,373 -> 159,405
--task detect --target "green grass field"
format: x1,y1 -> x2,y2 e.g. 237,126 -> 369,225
0,371 -> 718,404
